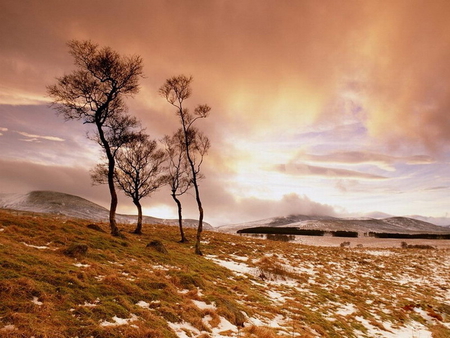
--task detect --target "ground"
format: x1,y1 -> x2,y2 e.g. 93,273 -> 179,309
0,209 -> 449,337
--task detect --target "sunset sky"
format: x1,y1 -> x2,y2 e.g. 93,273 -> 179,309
1,0 -> 450,226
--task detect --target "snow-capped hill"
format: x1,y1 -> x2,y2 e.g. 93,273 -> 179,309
0,191 -> 212,229
382,217 -> 444,232
219,214 -> 450,235
217,214 -> 337,233
0,191 -> 108,219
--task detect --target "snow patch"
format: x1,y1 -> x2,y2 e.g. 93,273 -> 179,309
136,300 -> 159,309
168,321 -> 200,337
336,303 -> 357,316
73,263 -> 90,268
266,289 -> 286,304
205,255 -> 254,277
355,315 -> 432,338
22,242 -> 50,250
136,300 -> 150,309
100,314 -> 138,327
192,299 -> 216,310
365,250 -> 395,256
82,298 -> 100,307
31,297 -> 43,306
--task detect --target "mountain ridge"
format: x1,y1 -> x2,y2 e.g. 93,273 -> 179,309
218,213 -> 450,235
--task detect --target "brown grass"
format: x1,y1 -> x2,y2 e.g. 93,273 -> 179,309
1,209 -> 450,337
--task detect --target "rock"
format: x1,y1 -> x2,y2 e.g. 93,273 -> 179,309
146,240 -> 168,254
63,243 -> 88,257
87,224 -> 106,233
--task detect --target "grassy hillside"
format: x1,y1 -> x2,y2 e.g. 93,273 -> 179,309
0,209 -> 450,337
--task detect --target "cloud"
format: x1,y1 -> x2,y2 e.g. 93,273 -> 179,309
296,151 -> 435,171
15,131 -> 65,142
0,158 -> 104,201
351,1 -> 450,150
201,190 -> 338,226
1,0 -> 450,225
2,1 -> 450,151
236,193 -> 338,221
274,163 -> 387,180
0,157 -> 337,226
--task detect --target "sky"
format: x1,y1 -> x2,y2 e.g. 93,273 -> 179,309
1,0 -> 450,226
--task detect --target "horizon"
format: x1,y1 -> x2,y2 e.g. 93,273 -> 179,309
1,1 -> 450,226
1,190 -> 449,228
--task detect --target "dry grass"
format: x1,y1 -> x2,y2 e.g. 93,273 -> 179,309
1,209 -> 450,337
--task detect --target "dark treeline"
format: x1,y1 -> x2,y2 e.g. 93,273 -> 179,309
238,227 -> 450,239
237,227 -> 356,237
237,227 -> 326,236
370,232 -> 450,239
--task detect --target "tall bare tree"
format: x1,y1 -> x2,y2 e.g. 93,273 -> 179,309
159,75 -> 210,255
47,40 -> 143,236
114,134 -> 166,234
162,130 -> 193,243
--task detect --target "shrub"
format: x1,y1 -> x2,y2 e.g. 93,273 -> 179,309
340,241 -> 350,247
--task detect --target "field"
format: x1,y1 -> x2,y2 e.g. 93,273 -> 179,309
1,209 -> 450,337
242,233 -> 450,249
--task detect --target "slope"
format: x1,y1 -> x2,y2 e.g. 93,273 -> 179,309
0,191 -> 212,229
1,208 -> 450,337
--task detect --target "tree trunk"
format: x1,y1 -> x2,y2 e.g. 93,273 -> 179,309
133,199 -> 143,234
180,111 -> 204,255
193,182 -> 203,256
97,121 -> 120,236
108,168 -> 120,236
172,191 -> 187,243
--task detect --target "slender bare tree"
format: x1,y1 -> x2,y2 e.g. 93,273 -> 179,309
159,75 -> 210,255
162,130 -> 193,243
114,134 -> 166,234
47,40 -> 143,236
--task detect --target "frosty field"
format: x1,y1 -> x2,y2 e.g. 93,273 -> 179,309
1,209 -> 449,337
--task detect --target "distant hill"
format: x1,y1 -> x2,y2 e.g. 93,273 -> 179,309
0,191 -> 212,229
218,214 -> 450,235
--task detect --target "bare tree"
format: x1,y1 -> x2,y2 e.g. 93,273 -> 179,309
162,130 -> 192,243
47,40 -> 143,236
114,134 -> 166,234
159,75 -> 210,255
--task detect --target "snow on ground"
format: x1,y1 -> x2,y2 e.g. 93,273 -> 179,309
169,316 -> 239,338
31,297 -> 43,306
136,300 -> 151,309
22,242 -> 51,250
202,241 -> 450,337
69,239 -> 449,337
354,315 -> 433,338
192,299 -> 216,310
336,303 -> 358,316
99,314 -> 139,327
82,299 -> 100,307
205,255 -> 255,277
73,262 -> 90,268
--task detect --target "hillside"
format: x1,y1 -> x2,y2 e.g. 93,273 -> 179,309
0,191 -> 212,230
219,214 -> 450,235
1,208 -> 450,337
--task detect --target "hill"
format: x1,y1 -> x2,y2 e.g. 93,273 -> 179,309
219,214 -> 450,236
0,191 -> 212,230
1,208 -> 450,337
